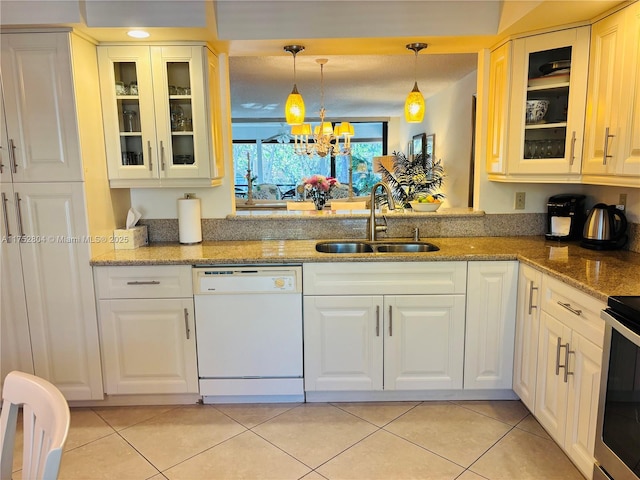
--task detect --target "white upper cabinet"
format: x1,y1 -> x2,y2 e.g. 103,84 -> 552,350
486,42 -> 511,175
0,33 -> 83,183
98,44 -> 223,187
582,2 -> 640,184
487,27 -> 590,182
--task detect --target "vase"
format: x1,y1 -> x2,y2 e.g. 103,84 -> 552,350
312,191 -> 327,210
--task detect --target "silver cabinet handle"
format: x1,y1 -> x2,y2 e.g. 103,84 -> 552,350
557,301 -> 582,316
14,192 -> 24,237
1,193 -> 10,236
184,308 -> 190,340
563,343 -> 574,383
569,131 -> 576,166
602,127 -> 615,165
0,143 -> 4,174
9,139 -> 17,173
555,337 -> 563,376
376,305 -> 380,337
528,281 -> 538,315
147,141 -> 153,171
126,280 -> 160,285
388,305 -> 393,336
160,140 -> 165,171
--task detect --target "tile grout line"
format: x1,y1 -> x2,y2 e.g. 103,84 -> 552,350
90,404 -> 183,432
464,422 -> 518,477
447,400 -> 529,429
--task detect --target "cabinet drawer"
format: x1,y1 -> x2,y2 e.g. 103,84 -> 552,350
540,275 -> 605,347
95,265 -> 192,299
303,262 -> 467,296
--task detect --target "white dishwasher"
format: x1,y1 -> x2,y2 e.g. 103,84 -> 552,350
193,266 -> 303,403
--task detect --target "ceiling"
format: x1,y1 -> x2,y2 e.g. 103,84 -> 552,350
1,0 -> 627,121
229,51 -> 479,120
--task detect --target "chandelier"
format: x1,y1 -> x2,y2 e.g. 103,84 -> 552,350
290,58 -> 354,158
405,43 -> 428,123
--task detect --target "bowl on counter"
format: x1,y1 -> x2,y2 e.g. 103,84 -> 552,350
526,100 -> 550,124
409,200 -> 442,212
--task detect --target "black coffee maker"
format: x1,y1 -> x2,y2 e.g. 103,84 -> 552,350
545,194 -> 586,240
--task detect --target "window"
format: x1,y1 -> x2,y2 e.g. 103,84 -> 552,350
233,121 -> 386,199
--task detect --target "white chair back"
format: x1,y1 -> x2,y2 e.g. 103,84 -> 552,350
0,371 -> 70,480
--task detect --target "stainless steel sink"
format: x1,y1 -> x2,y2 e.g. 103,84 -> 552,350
315,241 -> 374,253
375,242 -> 439,253
315,240 -> 439,254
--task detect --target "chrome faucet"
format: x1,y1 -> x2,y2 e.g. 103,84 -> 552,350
368,182 -> 395,241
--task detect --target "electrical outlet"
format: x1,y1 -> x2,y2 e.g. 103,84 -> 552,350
618,193 -> 627,211
515,192 -> 526,210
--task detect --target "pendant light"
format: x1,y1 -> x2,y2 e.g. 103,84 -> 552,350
405,43 -> 428,123
284,45 -> 305,125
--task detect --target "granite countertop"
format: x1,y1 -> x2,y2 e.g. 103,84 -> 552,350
91,236 -> 640,301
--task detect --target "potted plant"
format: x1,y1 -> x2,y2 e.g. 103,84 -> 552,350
377,151 -> 445,207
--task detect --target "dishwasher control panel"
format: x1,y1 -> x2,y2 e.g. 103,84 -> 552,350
193,266 -> 301,294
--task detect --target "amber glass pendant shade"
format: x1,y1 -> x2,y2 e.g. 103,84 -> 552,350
405,82 -> 425,123
284,45 -> 306,125
404,42 -> 428,123
285,84 -> 305,125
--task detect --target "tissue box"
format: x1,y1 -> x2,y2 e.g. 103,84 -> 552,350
113,225 -> 148,250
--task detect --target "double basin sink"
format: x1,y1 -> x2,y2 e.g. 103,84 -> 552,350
316,240 -> 439,254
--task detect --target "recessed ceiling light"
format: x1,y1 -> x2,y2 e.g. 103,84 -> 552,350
127,30 -> 150,39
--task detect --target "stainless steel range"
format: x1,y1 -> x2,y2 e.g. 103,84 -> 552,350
594,296 -> 640,480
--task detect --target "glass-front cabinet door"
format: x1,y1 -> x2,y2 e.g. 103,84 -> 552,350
98,46 -> 157,180
150,46 -> 210,180
98,44 -> 216,186
507,27 -> 589,177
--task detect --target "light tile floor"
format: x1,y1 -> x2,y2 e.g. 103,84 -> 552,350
10,400 -> 586,480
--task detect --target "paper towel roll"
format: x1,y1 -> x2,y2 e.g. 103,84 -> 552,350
178,197 -> 202,244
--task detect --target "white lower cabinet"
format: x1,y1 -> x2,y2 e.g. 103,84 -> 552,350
534,275 -> 605,479
303,294 -> 465,391
303,261 -> 471,395
95,266 -> 198,395
464,261 -> 518,390
303,295 -> 382,391
513,263 -> 542,411
386,295 -> 466,390
0,182 -> 103,400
